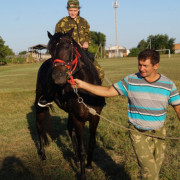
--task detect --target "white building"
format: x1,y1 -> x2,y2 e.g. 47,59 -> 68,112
106,45 -> 129,58
174,44 -> 180,54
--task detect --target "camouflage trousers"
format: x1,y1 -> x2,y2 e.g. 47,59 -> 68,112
129,124 -> 166,180
93,59 -> 104,80
84,50 -> 104,80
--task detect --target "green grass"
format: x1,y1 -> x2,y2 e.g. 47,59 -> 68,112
0,55 -> 180,180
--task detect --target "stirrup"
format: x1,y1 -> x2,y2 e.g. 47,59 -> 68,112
38,96 -> 53,107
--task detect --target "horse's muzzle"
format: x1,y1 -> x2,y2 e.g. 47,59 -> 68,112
52,66 -> 67,85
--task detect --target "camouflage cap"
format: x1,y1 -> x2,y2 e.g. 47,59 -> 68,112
67,0 -> 80,8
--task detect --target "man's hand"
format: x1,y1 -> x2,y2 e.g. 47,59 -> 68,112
73,79 -> 83,88
173,104 -> 180,120
82,41 -> 89,49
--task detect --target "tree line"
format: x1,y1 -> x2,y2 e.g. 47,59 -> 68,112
0,37 -> 14,57
128,34 -> 175,57
0,33 -> 176,63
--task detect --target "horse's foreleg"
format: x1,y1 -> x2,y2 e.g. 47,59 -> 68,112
38,132 -> 46,160
36,107 -> 50,160
71,117 -> 86,180
77,128 -> 86,180
67,117 -> 78,159
86,116 -> 100,170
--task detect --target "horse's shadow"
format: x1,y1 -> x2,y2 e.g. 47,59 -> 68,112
27,105 -> 130,179
26,105 -> 39,154
0,156 -> 34,180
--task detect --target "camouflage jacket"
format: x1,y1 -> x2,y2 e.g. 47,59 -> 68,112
55,16 -> 91,45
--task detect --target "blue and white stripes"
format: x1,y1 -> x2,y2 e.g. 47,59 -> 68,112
113,73 -> 180,130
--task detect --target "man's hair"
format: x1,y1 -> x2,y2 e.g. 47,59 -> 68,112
138,49 -> 160,65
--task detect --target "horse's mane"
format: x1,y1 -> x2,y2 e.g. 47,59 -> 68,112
71,39 -> 99,79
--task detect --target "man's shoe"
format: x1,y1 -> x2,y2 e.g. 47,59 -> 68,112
38,96 -> 53,107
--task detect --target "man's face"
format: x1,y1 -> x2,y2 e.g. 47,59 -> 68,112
138,58 -> 159,78
68,7 -> 79,19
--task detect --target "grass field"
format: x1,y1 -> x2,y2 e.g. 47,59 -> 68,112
0,55 -> 180,180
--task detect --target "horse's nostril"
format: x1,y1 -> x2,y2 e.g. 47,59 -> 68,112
53,71 -> 62,77
59,72 -> 63,76
54,63 -> 65,67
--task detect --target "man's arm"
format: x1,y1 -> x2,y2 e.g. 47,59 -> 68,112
173,104 -> 180,120
74,79 -> 119,97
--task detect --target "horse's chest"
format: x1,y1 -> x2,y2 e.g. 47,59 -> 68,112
70,102 -> 90,120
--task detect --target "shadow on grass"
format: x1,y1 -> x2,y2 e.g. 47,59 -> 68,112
0,156 -> 34,180
26,105 -> 39,154
27,104 -> 130,179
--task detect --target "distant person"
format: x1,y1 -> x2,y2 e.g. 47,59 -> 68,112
38,0 -> 104,107
74,49 -> 180,180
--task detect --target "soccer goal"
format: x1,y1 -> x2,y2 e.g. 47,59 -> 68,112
156,49 -> 171,58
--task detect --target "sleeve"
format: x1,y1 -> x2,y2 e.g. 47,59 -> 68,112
113,76 -> 129,97
55,18 -> 66,34
84,20 -> 91,44
169,83 -> 180,106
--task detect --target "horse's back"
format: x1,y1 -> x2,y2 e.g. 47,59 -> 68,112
37,58 -> 52,86
35,59 -> 52,103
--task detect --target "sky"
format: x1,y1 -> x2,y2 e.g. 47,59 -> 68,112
0,0 -> 180,54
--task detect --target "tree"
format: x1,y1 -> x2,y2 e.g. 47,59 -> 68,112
89,31 -> 106,57
144,34 -> 175,53
128,48 -> 140,57
129,34 -> 175,56
0,36 -> 14,58
19,51 -> 27,55
137,39 -> 148,52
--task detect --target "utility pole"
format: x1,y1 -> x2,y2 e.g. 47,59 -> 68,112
113,0 -> 119,57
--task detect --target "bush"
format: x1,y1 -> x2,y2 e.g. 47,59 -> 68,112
128,48 -> 140,57
11,57 -> 26,64
16,57 -> 26,64
0,58 -> 11,65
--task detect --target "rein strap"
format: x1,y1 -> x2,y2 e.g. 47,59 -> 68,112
53,48 -> 81,85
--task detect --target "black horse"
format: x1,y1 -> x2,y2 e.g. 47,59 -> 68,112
35,29 -> 105,180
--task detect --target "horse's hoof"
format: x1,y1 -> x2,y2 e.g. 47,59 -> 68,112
38,151 -> 46,160
41,155 -> 46,161
85,165 -> 93,172
73,156 -> 80,164
72,157 -> 80,168
80,175 -> 87,180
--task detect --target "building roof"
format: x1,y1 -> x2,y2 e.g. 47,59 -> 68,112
107,45 -> 126,50
174,44 -> 180,50
29,44 -> 47,50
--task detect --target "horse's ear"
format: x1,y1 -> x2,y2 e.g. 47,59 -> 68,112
67,28 -> 74,37
47,31 -> 53,39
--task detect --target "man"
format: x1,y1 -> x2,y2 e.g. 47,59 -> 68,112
74,49 -> 180,180
38,0 -> 104,107
55,0 -> 91,49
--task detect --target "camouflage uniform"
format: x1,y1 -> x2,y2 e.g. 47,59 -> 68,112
55,16 -> 91,46
129,124 -> 166,180
55,16 -> 104,80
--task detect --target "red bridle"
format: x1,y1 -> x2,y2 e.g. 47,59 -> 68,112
53,48 -> 81,85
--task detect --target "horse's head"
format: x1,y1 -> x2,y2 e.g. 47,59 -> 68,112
47,29 -> 79,86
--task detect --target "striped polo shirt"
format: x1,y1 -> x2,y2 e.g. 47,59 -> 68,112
113,72 -> 180,130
